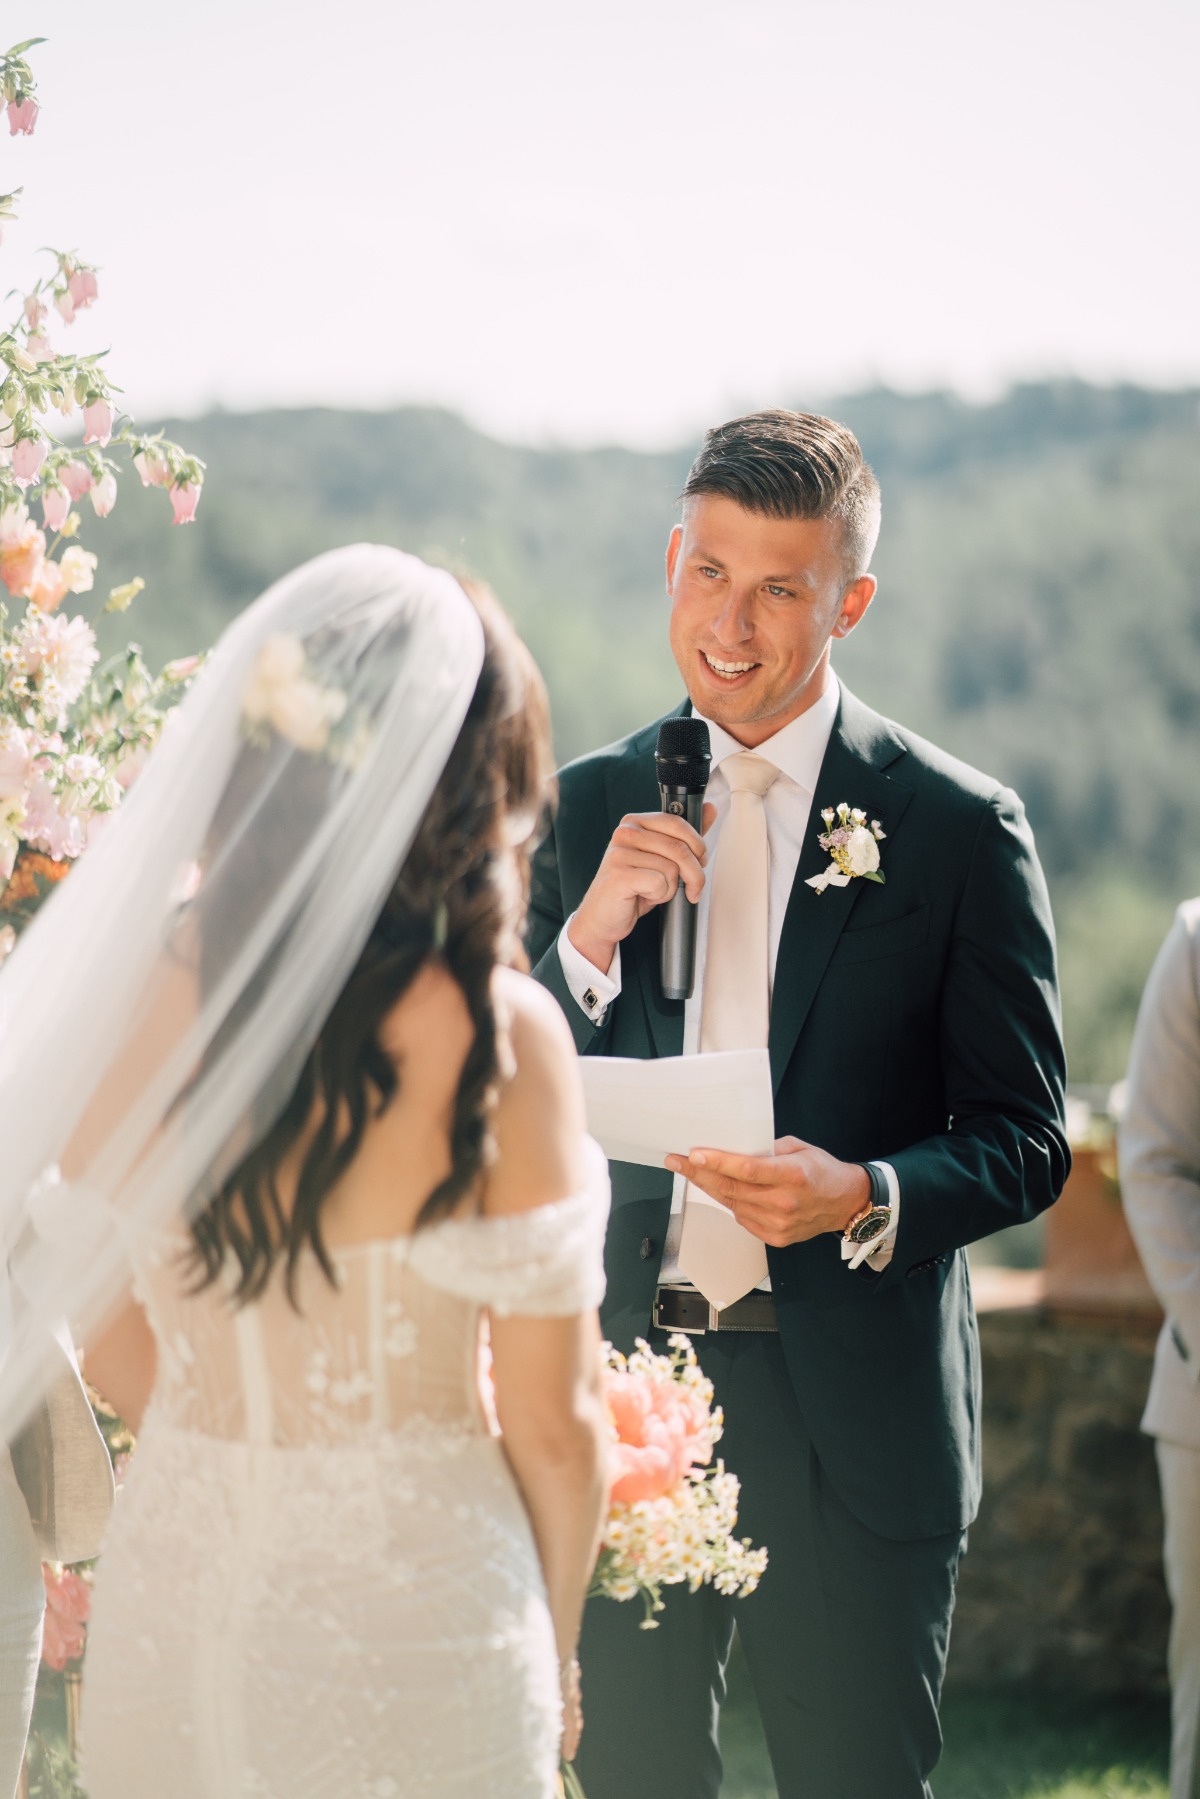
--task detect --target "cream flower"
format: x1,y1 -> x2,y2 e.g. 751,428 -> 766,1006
243,634 -> 347,754
845,825 -> 881,876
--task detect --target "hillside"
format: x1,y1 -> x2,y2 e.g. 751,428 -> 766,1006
80,383 -> 1200,1083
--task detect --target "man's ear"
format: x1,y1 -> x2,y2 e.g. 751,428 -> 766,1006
665,523 -> 683,593
831,574 -> 877,640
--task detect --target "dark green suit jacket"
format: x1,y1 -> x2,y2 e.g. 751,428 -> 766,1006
529,684 -> 1069,1542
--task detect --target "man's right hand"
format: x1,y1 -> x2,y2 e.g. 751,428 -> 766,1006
567,803 -> 717,973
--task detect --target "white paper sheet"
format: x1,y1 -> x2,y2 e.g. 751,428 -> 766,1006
579,1048 -> 775,1170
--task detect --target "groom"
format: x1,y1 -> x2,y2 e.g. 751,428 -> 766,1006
529,409 -> 1070,1799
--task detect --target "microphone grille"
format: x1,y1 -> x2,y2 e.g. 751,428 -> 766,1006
655,717 -> 711,791
656,717 -> 711,760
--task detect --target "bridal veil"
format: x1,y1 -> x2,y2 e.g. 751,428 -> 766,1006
0,544 -> 485,1442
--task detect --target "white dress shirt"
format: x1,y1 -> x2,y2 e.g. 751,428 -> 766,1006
558,673 -> 899,1279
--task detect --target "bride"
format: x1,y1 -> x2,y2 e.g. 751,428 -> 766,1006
0,546 -> 609,1797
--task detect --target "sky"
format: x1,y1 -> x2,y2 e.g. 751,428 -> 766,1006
4,0 -> 1197,447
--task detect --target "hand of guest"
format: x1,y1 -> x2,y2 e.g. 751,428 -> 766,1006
664,1136 -> 871,1247
560,1654 -> 583,1761
567,803 -> 718,973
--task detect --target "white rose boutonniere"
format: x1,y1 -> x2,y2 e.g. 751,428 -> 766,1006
806,803 -> 886,895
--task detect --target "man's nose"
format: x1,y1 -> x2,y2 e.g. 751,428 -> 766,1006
711,591 -> 755,645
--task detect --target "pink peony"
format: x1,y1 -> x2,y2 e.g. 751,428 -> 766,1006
90,470 -> 117,517
82,398 -> 112,447
60,461 -> 94,502
604,1369 -> 713,1506
133,447 -> 170,488
0,514 -> 46,596
41,483 -> 71,534
68,268 -> 98,311
11,437 -> 46,488
7,98 -> 38,137
170,480 -> 201,525
41,1566 -> 91,1671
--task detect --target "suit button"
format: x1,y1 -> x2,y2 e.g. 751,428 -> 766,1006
639,1237 -> 656,1261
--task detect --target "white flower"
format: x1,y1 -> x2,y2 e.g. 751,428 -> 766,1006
63,753 -> 104,785
59,546 -> 98,595
0,923 -> 16,964
20,613 -> 99,709
243,634 -> 347,754
844,825 -> 881,877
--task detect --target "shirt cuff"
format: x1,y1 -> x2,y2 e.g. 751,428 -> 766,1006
557,916 -> 622,1025
841,1161 -> 900,1272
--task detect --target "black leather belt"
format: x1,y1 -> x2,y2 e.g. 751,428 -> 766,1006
653,1285 -> 778,1335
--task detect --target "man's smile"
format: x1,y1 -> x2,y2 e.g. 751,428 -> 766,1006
700,649 -> 761,683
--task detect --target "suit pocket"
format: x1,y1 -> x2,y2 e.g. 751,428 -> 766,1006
827,902 -> 931,968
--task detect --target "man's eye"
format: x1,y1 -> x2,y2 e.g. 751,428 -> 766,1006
699,566 -> 721,579
765,585 -> 793,599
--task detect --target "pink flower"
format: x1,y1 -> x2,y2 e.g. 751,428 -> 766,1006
23,294 -> 46,330
27,558 -> 69,615
26,332 -> 53,364
133,447 -> 170,488
68,269 -> 98,311
60,461 -> 94,502
604,1370 -> 712,1505
41,484 -> 71,533
41,1566 -> 91,1671
24,776 -> 86,861
170,480 -> 201,525
0,514 -> 45,596
11,437 -> 46,488
0,724 -> 32,801
7,98 -> 38,137
82,398 -> 113,447
54,289 -> 75,325
21,612 -> 99,705
90,470 -> 117,517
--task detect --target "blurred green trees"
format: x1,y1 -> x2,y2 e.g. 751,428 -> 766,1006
82,382 -> 1200,1086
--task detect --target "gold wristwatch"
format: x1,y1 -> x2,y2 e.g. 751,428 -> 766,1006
843,1163 -> 893,1246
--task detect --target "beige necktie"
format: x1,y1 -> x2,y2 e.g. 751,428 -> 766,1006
677,751 -> 778,1310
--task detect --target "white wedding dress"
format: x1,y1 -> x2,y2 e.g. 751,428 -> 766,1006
81,1142 -> 609,1799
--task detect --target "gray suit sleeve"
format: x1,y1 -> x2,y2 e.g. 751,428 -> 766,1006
1119,899 -> 1200,1379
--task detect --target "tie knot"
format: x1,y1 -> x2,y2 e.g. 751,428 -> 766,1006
723,752 -> 778,799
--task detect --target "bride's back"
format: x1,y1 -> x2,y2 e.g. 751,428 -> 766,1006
136,964 -> 595,1451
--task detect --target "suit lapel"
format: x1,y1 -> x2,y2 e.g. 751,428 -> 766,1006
768,688 -> 914,1092
606,707 -> 689,1061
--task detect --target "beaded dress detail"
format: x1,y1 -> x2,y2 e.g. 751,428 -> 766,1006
81,1140 -> 609,1799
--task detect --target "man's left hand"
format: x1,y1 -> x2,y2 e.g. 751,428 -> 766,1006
664,1136 -> 870,1247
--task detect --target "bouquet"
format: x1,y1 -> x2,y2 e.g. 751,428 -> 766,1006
0,36 -> 204,963
559,1335 -> 769,1797
595,1333 -> 768,1624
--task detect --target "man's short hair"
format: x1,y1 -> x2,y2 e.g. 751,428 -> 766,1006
682,409 -> 882,582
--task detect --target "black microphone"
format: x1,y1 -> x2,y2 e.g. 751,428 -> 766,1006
655,718 -> 711,1001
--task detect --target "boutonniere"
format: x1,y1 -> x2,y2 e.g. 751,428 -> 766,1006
806,803 -> 886,894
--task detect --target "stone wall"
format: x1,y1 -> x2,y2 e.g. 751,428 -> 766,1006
947,1288 -> 1170,1697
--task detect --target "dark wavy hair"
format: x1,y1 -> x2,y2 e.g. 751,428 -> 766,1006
188,579 -> 555,1306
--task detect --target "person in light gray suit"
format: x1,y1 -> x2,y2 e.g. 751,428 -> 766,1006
1120,897 -> 1200,1799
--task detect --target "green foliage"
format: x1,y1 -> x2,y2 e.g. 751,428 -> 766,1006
85,381 -> 1200,1084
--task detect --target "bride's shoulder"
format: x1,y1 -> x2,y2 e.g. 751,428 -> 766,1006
486,968 -> 588,1218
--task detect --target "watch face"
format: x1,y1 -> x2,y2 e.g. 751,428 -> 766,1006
849,1207 -> 891,1244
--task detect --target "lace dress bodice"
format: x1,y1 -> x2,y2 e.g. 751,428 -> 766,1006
134,1137 -> 609,1450
81,1141 -> 610,1799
